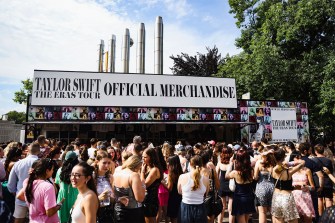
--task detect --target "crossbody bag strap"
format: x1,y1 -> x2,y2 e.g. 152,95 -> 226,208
274,170 -> 284,188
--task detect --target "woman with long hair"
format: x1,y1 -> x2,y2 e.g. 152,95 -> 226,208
177,155 -> 209,223
271,147 -> 305,223
291,152 -> 315,223
4,147 -> 22,180
113,155 -> 145,223
166,155 -> 183,223
216,146 -> 234,223
141,147 -> 163,223
21,158 -> 62,222
94,150 -> 114,223
46,146 -> 62,180
226,148 -> 256,223
155,145 -> 169,223
201,150 -> 220,223
79,145 -> 89,162
254,148 -> 276,223
70,162 -> 99,223
55,151 -> 79,223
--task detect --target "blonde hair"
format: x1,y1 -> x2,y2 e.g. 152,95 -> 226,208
122,155 -> 142,171
190,155 -> 202,191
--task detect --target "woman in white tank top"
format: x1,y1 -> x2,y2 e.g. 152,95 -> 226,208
70,162 -> 99,223
177,155 -> 209,222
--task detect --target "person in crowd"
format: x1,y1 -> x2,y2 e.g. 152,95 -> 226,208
184,145 -> 195,173
107,146 -> 118,168
7,143 -> 40,223
217,146 -> 234,223
311,144 -> 333,216
114,150 -> 132,173
141,147 -> 162,223
126,135 -> 142,153
36,135 -> 50,158
79,145 -> 89,162
114,148 -> 122,167
94,150 -> 114,223
4,147 -> 22,180
201,150 -> 219,223
17,158 -> 63,223
226,147 -> 256,223
46,146 -> 62,180
298,142 -> 323,222
162,155 -> 182,223
70,162 -> 99,223
88,138 -> 98,160
284,141 -> 297,162
155,146 -> 169,223
271,147 -> 305,223
60,145 -> 74,162
254,148 -> 276,223
291,152 -> 315,223
113,155 -> 145,223
177,155 -> 209,222
55,151 -> 79,223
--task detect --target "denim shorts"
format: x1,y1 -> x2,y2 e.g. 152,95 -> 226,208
178,202 -> 207,223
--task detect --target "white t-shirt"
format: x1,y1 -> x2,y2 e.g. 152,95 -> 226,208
88,147 -> 96,159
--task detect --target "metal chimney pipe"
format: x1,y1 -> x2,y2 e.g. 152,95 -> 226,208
154,16 -> 163,74
136,23 -> 146,74
98,40 -> 104,72
122,28 -> 130,73
109,35 -> 116,73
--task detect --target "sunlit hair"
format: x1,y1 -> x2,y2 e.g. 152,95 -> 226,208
121,150 -> 133,162
190,155 -> 203,191
260,148 -> 276,168
167,155 -> 183,184
95,150 -> 112,181
274,147 -> 286,162
122,155 -> 142,171
220,146 -> 233,164
235,148 -> 252,182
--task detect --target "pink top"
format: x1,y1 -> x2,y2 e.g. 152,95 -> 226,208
292,171 -> 308,186
158,170 -> 169,194
23,178 -> 59,223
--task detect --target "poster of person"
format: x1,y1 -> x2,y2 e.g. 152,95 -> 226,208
256,116 -> 264,123
264,116 -> 271,125
213,109 -> 222,120
289,102 -> 296,108
239,100 -> 248,107
146,108 -> 154,120
256,108 -> 264,117
176,108 -> 186,120
95,107 -> 104,120
241,114 -> 248,122
192,109 -> 200,120
79,107 -> 89,120
302,115 -> 308,123
169,108 -> 177,121
154,108 -> 162,120
28,107 -> 36,121
104,107 -> 114,120
300,102 -> 307,108
301,108 -> 308,115
121,108 -> 130,120
137,108 -> 148,120
162,108 -> 170,120
278,101 -> 290,108
44,107 -> 54,120
265,101 -> 278,107
264,107 -> 271,116
240,107 -> 248,115
248,101 -> 260,107
199,108 -> 207,120
35,107 -> 45,119
114,107 -> 122,120
248,107 -> 256,116
71,107 -> 80,120
264,125 -> 272,133
184,108 -> 192,120
88,107 -> 96,120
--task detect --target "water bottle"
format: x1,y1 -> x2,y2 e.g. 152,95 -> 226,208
102,183 -> 110,206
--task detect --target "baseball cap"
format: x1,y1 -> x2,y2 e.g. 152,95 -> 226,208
65,151 -> 77,161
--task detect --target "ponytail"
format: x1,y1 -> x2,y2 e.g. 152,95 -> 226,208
25,170 -> 37,203
191,165 -> 201,191
190,155 -> 203,191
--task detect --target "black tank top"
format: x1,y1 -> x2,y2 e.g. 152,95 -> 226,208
274,169 -> 294,190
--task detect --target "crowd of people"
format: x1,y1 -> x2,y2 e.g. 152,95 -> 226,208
0,135 -> 335,223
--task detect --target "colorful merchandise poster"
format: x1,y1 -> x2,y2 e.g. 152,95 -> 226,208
137,108 -> 148,120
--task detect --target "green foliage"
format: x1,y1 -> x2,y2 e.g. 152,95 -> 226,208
219,0 -> 335,139
6,110 -> 26,124
13,78 -> 33,104
170,46 -> 223,76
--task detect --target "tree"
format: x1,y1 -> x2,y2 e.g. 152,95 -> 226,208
170,46 -> 223,76
218,0 -> 335,139
6,110 -> 26,124
13,78 -> 33,104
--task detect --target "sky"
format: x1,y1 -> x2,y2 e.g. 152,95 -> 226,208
0,0 -> 241,116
